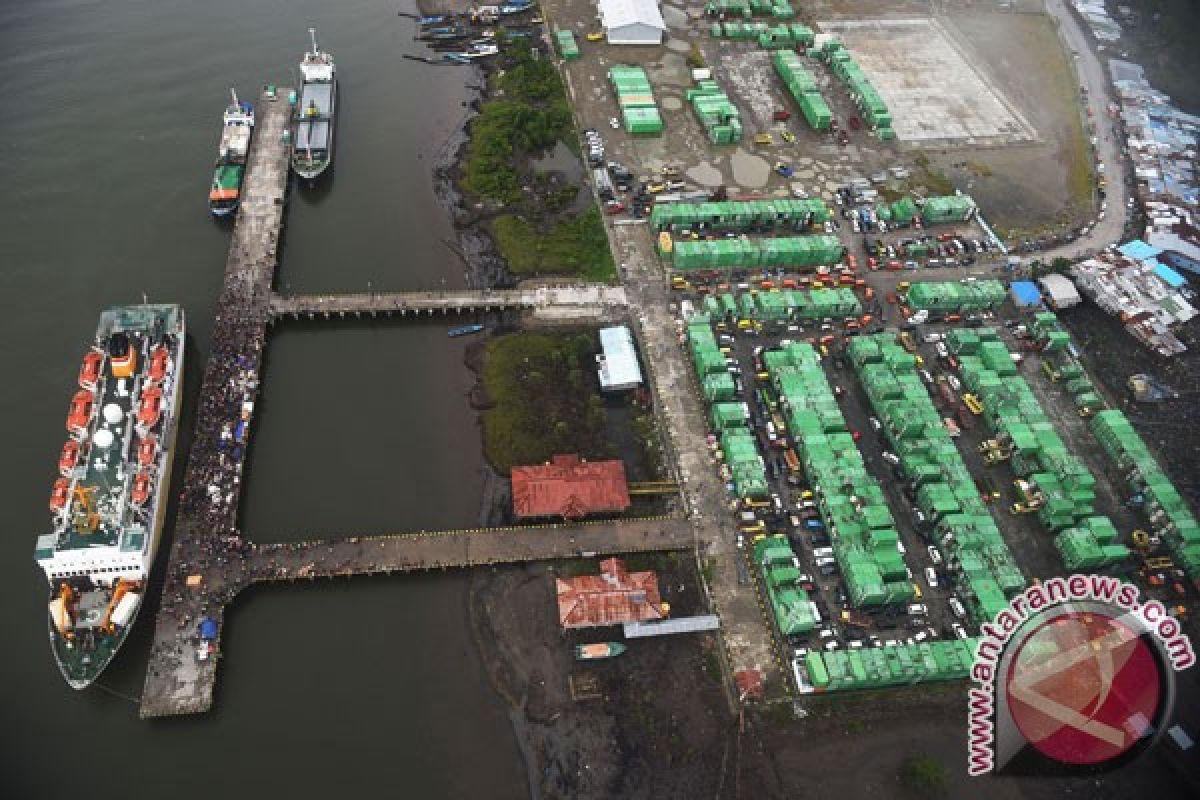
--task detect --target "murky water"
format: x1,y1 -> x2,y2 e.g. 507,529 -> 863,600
0,1 -> 526,796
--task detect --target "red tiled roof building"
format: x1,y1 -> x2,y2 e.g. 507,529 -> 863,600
511,454 -> 631,521
556,558 -> 665,629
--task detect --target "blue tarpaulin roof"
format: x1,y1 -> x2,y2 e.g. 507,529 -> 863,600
1154,262 -> 1186,288
199,618 -> 219,640
1010,281 -> 1042,307
1119,239 -> 1162,261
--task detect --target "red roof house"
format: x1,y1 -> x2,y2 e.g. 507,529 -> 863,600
556,558 -> 665,629
511,454 -> 631,520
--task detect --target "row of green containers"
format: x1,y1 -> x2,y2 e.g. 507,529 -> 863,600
1090,410 -> 1200,580
950,328 -> 1130,569
688,79 -> 744,145
757,23 -> 815,50
553,30 -> 579,60
1055,517 -> 1129,571
765,342 -> 915,608
1029,311 -> 1104,416
922,195 -> 977,224
804,638 -> 980,692
812,40 -> 894,139
755,534 -> 818,635
878,196 -> 919,227
609,65 -> 664,136
773,51 -> 832,131
705,0 -> 796,18
650,198 -> 832,232
905,280 -> 1007,312
849,334 -> 1025,624
664,235 -> 846,271
702,287 -> 862,322
687,316 -> 769,498
1029,310 -> 1200,580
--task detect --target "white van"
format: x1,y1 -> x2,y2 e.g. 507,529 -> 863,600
908,603 -> 928,616
924,567 -> 939,588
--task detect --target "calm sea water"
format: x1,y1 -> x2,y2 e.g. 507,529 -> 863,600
0,1 -> 526,796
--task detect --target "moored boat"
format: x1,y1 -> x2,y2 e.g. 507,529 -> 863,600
34,305 -> 186,689
447,323 -> 484,338
209,90 -> 254,217
292,28 -> 337,181
574,642 -> 627,660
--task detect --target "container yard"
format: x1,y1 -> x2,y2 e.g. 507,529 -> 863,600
532,0 -> 1198,724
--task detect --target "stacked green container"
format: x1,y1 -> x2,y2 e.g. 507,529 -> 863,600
849,334 -> 1026,624
651,199 -> 833,231
765,342 -> 912,608
689,78 -> 744,144
553,30 -> 580,60
955,330 -> 1126,571
906,280 -> 1006,312
754,535 -> 817,636
803,638 -> 980,692
669,235 -> 843,272
609,65 -> 664,136
773,51 -> 832,130
921,195 -> 977,224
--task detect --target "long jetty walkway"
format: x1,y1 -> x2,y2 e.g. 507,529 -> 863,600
268,284 -> 627,319
138,89 -> 679,718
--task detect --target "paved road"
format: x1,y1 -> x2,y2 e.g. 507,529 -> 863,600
1038,0 -> 1130,261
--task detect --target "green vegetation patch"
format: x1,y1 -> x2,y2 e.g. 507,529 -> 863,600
481,332 -> 615,474
462,40 -> 574,204
491,208 -> 616,281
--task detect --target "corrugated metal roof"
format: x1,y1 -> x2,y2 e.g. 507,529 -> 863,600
597,326 -> 643,391
511,455 -> 631,519
557,558 -> 663,629
598,0 -> 666,33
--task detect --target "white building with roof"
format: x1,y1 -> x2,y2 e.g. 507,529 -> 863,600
597,0 -> 667,45
596,326 -> 644,392
1037,274 -> 1082,309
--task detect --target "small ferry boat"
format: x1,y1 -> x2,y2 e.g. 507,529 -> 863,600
574,642 -> 627,661
448,323 -> 484,338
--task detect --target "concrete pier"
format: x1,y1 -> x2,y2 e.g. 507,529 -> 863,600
140,516 -> 690,718
269,284 -> 627,319
139,87 -> 293,718
138,89 -> 677,718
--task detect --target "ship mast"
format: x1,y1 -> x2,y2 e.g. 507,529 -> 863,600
309,27 -> 319,57
229,88 -> 239,109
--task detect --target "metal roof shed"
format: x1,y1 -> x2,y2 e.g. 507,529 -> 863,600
1037,274 -> 1082,309
597,325 -> 644,392
599,0 -> 667,45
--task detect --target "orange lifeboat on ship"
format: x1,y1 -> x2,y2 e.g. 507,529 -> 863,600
50,478 -> 70,512
137,386 -> 163,429
137,434 -> 158,467
59,440 -> 81,476
78,350 -> 103,390
147,345 -> 170,383
131,471 -> 151,507
66,390 -> 94,434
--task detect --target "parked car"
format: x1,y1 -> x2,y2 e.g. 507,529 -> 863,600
924,567 -> 939,588
927,545 -> 943,566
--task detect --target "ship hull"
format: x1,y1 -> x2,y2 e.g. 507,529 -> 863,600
43,306 -> 185,689
292,79 -> 337,181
